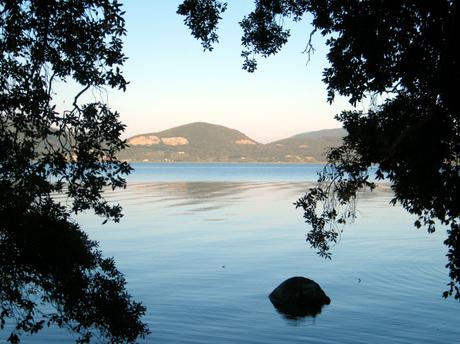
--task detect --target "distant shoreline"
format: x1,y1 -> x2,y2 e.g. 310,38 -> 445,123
124,160 -> 328,165
118,123 -> 344,164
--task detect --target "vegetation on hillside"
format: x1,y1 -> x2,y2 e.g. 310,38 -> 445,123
120,122 -> 344,163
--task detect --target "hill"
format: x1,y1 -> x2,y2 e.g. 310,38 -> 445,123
118,122 -> 344,163
128,122 -> 257,147
265,128 -> 346,162
289,128 -> 346,140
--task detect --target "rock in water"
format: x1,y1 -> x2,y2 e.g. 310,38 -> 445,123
269,276 -> 330,317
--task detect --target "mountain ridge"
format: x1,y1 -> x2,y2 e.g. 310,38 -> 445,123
119,122 -> 344,163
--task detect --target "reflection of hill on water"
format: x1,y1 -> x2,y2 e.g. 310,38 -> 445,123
121,182 -> 307,211
54,180 -> 394,217
59,180 -> 395,215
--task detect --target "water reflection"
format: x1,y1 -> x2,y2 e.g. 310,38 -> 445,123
271,301 -> 328,319
121,181 -> 312,212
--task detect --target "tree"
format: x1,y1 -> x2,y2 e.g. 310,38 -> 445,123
178,0 -> 460,299
1,1 -> 148,342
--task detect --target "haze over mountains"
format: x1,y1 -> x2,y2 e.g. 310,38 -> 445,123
119,122 -> 345,163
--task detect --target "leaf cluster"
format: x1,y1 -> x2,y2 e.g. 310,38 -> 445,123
1,1 -> 149,342
0,200 -> 148,343
177,0 -> 227,51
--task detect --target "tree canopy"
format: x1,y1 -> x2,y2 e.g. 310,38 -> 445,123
178,0 -> 460,299
0,0 -> 148,342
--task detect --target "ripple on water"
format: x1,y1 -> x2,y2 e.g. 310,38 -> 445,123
37,179 -> 460,344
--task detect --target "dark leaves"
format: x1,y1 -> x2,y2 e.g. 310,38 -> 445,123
177,0 -> 227,51
238,0 -> 310,72
1,0 -> 148,342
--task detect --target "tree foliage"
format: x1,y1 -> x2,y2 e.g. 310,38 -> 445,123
1,0 -> 148,342
177,0 -> 227,51
178,0 -> 460,299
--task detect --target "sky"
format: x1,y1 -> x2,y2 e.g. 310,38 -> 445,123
63,1 -> 355,143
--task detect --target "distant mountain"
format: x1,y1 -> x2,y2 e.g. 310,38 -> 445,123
266,128 -> 346,162
128,122 -> 258,146
289,128 -> 346,140
118,122 -> 345,163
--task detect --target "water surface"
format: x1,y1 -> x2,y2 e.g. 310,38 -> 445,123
7,164 -> 460,343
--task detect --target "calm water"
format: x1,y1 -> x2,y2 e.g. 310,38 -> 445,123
127,163 -> 326,182
7,164 -> 460,343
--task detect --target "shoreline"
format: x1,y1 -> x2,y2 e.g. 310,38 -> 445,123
124,160 -> 328,165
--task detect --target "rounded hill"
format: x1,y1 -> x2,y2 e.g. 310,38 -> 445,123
152,122 -> 258,147
124,122 -> 261,162
120,122 -> 344,163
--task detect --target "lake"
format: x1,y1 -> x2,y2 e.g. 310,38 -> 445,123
8,163 -> 460,343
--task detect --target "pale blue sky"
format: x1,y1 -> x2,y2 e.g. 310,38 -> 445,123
61,1 -> 354,143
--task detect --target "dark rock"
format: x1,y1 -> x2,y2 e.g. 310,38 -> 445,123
269,276 -> 330,317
